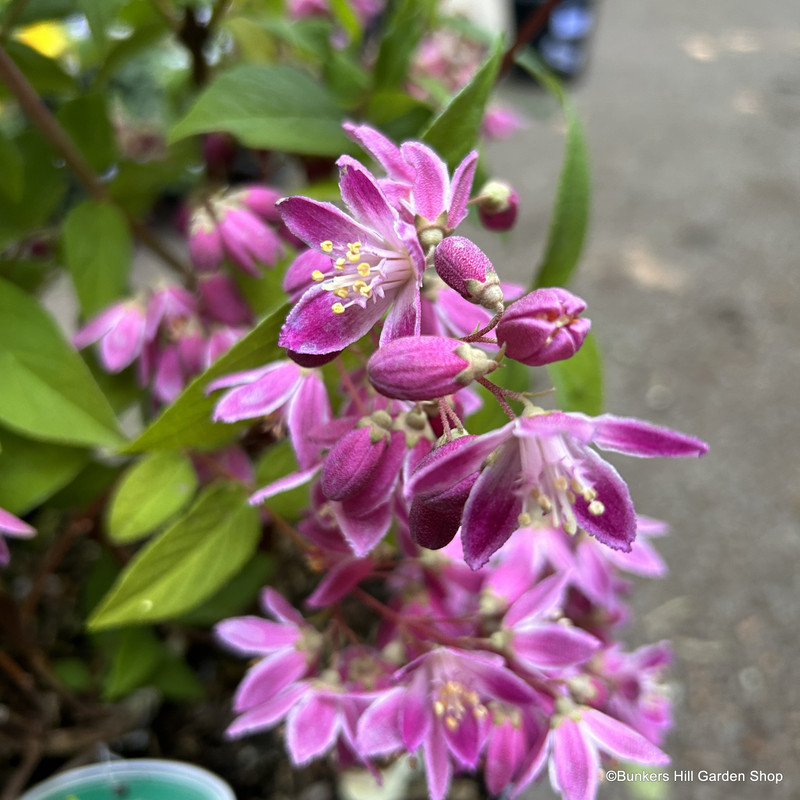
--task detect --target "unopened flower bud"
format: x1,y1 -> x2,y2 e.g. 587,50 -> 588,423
477,180 -> 519,232
321,417 -> 393,501
368,336 -> 498,401
198,273 -> 252,326
496,288 -> 590,367
434,236 -> 504,311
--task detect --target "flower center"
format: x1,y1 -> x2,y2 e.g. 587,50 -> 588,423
517,435 -> 605,535
432,680 -> 488,731
314,240 -> 413,315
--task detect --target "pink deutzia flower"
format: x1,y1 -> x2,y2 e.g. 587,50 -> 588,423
189,187 -> 284,275
408,412 -> 708,569
278,156 -> 427,355
209,360 -> 330,469
357,648 -> 537,800
215,588 -> 321,730
514,699 -> 669,800
0,507 -> 35,567
73,300 -> 147,373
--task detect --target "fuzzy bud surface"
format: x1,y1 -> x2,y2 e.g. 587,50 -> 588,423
367,336 -> 498,400
497,288 -> 590,367
434,236 -> 504,311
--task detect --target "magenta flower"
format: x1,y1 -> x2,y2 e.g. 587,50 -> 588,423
357,648 -> 537,800
73,300 -> 147,373
409,412 -> 708,569
278,156 -> 427,355
209,360 -> 331,469
0,507 -> 35,567
514,700 -> 669,800
215,588 -> 321,731
497,288 -> 590,367
477,180 -> 519,232
433,236 -> 504,311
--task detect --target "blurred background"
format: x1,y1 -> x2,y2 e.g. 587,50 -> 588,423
474,0 -> 800,797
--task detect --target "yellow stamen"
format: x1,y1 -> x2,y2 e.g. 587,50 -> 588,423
334,288 -> 348,298
347,252 -> 360,262
357,262 -> 371,276
335,257 -> 346,269
588,500 -> 605,516
320,240 -> 333,252
312,270 -> 325,282
331,302 -> 345,314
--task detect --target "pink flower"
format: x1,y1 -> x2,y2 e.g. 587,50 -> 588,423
209,360 -> 331,469
73,300 -> 147,373
0,507 -> 35,567
433,236 -> 504,311
278,156 -> 427,355
408,412 -> 708,569
357,648 -> 537,800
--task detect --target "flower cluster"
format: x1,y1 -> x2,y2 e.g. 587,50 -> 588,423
208,125 -> 707,800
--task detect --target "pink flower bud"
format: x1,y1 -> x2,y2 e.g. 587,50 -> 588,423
477,180 -> 519,232
219,207 -> 283,275
198,273 -> 252,326
434,236 -> 504,311
188,215 -> 225,273
367,335 -> 498,401
232,185 -> 283,223
321,412 -> 394,501
496,288 -> 590,367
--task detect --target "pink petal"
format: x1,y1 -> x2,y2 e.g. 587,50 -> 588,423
357,687 -> 405,756
307,557 -> 375,607
344,122 -> 414,182
332,498 -> 394,557
212,361 -> 300,422
581,709 -> 670,765
226,682 -> 307,738
286,693 -> 341,764
337,155 -> 399,244
279,282 -> 393,355
261,587 -> 305,625
446,150 -> 478,229
461,442 -> 524,570
485,719 -> 528,796
551,720 -> 598,800
233,649 -> 308,712
513,625 -> 600,669
592,414 -> 708,458
278,196 -> 375,252
249,465 -> 320,505
214,616 -> 300,654
99,310 -> 146,373
424,723 -> 453,800
286,372 -> 331,469
400,669 -> 431,751
0,508 -> 35,537
401,142 -> 449,222
379,278 -> 421,344
504,572 -> 569,628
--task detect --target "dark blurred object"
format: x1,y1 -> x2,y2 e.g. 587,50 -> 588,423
513,0 -> 597,81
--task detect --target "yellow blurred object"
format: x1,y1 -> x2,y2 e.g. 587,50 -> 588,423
14,21 -> 70,58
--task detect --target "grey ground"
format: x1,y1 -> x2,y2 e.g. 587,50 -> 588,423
477,1 -> 800,798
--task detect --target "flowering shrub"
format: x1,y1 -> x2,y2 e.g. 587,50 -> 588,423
0,2 -> 705,799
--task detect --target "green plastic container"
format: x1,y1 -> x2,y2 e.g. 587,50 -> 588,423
19,759 -> 236,800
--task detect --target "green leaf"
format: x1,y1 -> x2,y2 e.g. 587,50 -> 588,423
169,65 -> 351,157
62,201 -> 131,317
0,277 -> 124,447
178,552 -> 274,626
422,39 -> 503,170
0,131 -> 23,203
516,52 -> 591,289
0,425 -> 89,514
0,257 -> 53,293
329,0 -> 362,44
95,23 -> 169,85
547,332 -> 603,415
76,0 -> 126,52
56,94 -> 116,173
373,0 -> 436,91
107,451 -> 198,544
150,655 -> 204,701
3,41 -> 75,95
125,302 -> 289,453
102,626 -> 164,700
89,483 -> 261,630
53,657 -> 93,693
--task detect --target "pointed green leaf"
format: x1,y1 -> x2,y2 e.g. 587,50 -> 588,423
0,426 -> 89,514
107,451 -> 198,544
169,65 -> 351,156
62,201 -> 131,317
547,332 -> 603,416
88,483 -> 261,630
516,51 -> 590,289
373,0 -> 436,91
125,302 -> 289,452
422,39 -> 503,169
102,626 -> 164,700
0,277 -> 123,447
57,94 -> 116,173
